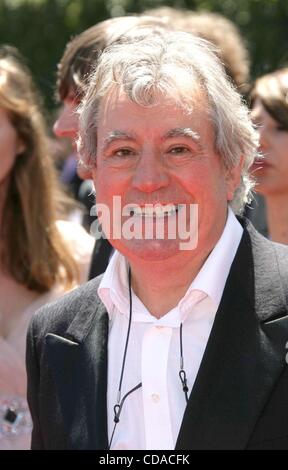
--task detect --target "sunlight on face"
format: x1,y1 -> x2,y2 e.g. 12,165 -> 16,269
92,89 -> 241,263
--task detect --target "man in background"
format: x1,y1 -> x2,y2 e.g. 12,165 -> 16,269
143,6 -> 250,93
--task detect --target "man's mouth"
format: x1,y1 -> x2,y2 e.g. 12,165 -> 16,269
124,204 -> 184,218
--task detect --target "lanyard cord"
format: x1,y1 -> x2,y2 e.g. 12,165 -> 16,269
115,267 -> 136,405
179,323 -> 189,404
109,267 -> 142,449
108,267 -> 189,449
109,382 -> 142,449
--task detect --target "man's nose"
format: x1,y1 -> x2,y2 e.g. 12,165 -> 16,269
53,106 -> 78,139
131,151 -> 170,193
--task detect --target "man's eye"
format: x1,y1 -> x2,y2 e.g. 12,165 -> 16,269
113,148 -> 135,157
168,146 -> 190,154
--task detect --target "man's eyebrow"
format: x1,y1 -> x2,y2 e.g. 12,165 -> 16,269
102,130 -> 136,151
163,127 -> 201,142
100,127 -> 202,152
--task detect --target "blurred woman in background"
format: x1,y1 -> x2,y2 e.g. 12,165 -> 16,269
251,68 -> 288,243
0,45 -> 94,449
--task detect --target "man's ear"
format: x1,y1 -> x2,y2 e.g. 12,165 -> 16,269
76,157 -> 96,180
91,165 -> 97,185
77,165 -> 93,180
225,155 -> 244,201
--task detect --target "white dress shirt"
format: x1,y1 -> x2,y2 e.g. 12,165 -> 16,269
98,208 -> 243,450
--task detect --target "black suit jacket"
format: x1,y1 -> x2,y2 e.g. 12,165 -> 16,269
26,220 -> 288,449
88,237 -> 113,279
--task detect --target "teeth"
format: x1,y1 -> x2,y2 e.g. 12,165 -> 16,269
125,204 -> 182,218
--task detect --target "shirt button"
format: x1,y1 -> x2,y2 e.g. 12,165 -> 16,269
151,393 -> 160,403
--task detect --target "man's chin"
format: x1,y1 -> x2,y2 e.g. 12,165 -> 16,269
112,238 -> 191,262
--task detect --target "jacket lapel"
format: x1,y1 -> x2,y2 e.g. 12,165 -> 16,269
45,285 -> 109,450
176,223 -> 288,450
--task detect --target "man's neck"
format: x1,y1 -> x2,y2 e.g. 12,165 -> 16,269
129,244 -> 214,319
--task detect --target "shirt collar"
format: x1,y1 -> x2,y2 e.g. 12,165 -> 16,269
181,207 -> 243,311
98,207 -> 243,324
98,249 -> 130,317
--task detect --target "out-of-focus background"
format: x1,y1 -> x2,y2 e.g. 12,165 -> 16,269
1,0 -> 287,112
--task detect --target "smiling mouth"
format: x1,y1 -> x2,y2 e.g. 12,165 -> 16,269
124,204 -> 184,218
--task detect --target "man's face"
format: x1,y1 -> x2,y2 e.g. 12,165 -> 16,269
93,89 -> 241,263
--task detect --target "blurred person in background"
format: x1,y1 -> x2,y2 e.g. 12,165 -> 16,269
250,68 -> 288,244
143,7 -> 250,94
54,14 -> 170,277
0,45 -> 94,449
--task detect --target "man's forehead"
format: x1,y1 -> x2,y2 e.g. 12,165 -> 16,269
96,86 -> 212,144
95,88 -> 215,156
97,87 -> 209,126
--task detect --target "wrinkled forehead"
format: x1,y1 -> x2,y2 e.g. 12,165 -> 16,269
95,84 -> 215,155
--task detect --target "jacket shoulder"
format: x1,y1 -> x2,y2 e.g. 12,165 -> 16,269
244,218 -> 288,307
29,275 -> 104,337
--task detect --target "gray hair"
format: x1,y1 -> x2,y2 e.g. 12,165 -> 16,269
78,31 -> 259,214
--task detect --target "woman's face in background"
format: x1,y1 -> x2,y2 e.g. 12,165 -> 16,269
251,97 -> 288,197
0,107 -> 24,187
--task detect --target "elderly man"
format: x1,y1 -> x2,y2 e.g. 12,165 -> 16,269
27,31 -> 288,450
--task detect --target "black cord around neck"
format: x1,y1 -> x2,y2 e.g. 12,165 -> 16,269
108,266 -> 189,449
109,267 -> 142,449
116,267 -> 135,403
179,323 -> 189,404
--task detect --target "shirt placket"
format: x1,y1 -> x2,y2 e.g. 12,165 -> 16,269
141,325 -> 174,450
